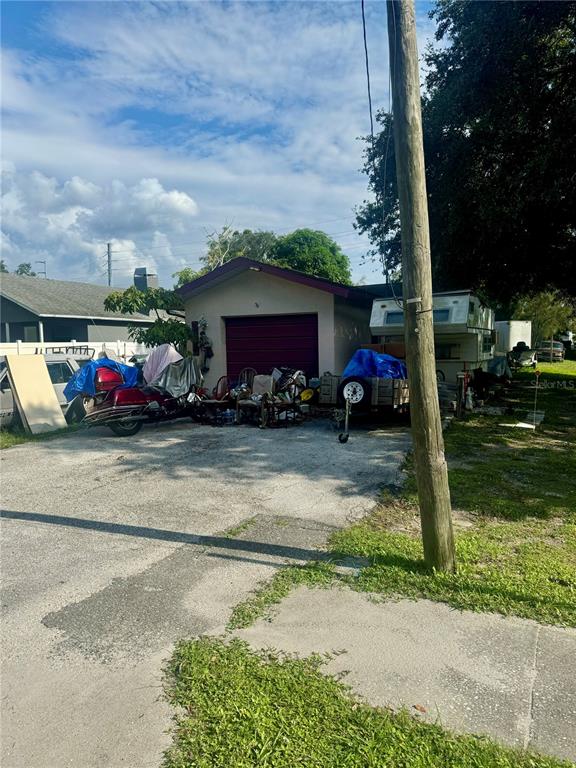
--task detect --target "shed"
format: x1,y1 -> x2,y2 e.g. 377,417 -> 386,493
177,258 -> 373,388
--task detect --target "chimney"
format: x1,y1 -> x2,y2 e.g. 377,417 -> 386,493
134,267 -> 159,291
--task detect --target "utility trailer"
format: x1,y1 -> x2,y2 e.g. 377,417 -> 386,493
319,372 -> 409,443
319,373 -> 409,410
494,320 -> 532,353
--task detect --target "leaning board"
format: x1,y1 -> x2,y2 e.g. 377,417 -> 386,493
5,355 -> 67,434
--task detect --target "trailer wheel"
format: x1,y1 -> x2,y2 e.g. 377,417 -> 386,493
337,377 -> 371,406
338,433 -> 349,444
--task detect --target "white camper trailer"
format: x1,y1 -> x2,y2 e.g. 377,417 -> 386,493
369,290 -> 495,383
494,320 -> 532,353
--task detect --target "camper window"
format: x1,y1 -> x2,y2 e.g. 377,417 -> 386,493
435,343 -> 459,360
433,309 -> 450,323
482,335 -> 493,354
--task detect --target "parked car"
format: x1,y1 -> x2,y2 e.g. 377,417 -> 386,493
0,353 -> 91,428
535,340 -> 565,363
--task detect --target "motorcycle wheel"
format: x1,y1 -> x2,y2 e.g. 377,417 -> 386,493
109,420 -> 143,437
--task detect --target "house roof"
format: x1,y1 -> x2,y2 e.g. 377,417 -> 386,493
176,257 -> 373,302
361,283 -> 474,299
0,274 -> 152,323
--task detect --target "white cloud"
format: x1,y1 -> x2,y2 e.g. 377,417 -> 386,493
1,1 -> 438,286
1,166 -> 199,284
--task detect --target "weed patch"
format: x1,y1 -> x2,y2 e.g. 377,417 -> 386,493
164,637 -> 569,768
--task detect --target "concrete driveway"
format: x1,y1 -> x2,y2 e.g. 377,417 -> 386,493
0,419 -> 409,768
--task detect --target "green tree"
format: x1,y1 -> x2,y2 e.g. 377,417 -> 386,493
272,229 -> 352,284
104,286 -> 192,354
172,228 -> 278,288
173,267 -> 202,289
356,0 -> 576,304
15,262 -> 36,276
203,227 -> 278,271
355,113 -> 402,281
513,290 -> 576,344
173,227 -> 352,286
0,260 -> 8,273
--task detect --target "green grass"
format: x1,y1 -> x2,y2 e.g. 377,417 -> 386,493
228,561 -> 334,629
0,428 -> 30,449
222,516 -> 257,539
164,636 -> 569,768
405,415 -> 575,521
530,359 -> 576,377
330,515 -> 575,627
229,372 -> 576,629
0,424 -> 80,449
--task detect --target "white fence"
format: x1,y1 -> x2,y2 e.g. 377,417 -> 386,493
0,340 -> 150,361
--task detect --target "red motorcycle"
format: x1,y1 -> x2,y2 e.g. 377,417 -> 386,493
81,365 -> 198,436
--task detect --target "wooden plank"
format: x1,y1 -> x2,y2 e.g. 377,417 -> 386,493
5,355 -> 67,434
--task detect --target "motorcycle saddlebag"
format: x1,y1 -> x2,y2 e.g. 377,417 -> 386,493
110,387 -> 151,407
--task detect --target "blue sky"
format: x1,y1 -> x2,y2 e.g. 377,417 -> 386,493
1,1 -> 438,287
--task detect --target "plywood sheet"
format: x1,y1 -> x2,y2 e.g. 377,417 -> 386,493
5,355 -> 67,434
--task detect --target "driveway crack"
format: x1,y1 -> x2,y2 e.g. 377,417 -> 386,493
523,624 -> 541,749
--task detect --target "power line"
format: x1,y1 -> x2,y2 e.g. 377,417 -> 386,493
360,0 -> 403,307
105,230 -> 365,262
361,0 -> 375,141
106,218 -> 362,255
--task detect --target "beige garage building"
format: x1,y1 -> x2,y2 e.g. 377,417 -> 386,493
178,258 -> 374,389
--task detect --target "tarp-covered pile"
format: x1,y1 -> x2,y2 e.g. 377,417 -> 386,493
64,345 -> 203,403
143,345 -> 183,386
342,349 -> 407,380
64,359 -> 139,401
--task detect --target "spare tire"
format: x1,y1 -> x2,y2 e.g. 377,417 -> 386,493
337,377 -> 372,407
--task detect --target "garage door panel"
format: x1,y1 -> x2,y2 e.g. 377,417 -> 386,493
227,338 -> 317,353
225,325 -> 318,341
225,314 -> 319,379
227,354 -> 312,368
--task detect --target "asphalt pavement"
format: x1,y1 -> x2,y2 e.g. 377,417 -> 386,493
1,419 -> 409,768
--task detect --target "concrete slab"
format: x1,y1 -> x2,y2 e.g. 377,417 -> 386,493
0,421 -> 410,768
235,587 -> 576,761
531,625 -> 576,761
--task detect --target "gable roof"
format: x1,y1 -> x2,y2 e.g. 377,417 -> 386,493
176,257 -> 372,302
0,274 -> 152,323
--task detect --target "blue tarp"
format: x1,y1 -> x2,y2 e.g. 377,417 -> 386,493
342,349 -> 407,380
64,358 -> 139,401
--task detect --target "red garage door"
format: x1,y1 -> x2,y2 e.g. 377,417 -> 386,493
225,314 -> 319,380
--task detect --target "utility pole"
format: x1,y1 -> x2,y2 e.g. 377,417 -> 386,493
387,0 -> 455,572
107,243 -> 112,287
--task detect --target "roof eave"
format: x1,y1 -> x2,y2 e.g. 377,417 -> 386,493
177,257 -> 364,301
36,313 -> 153,323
